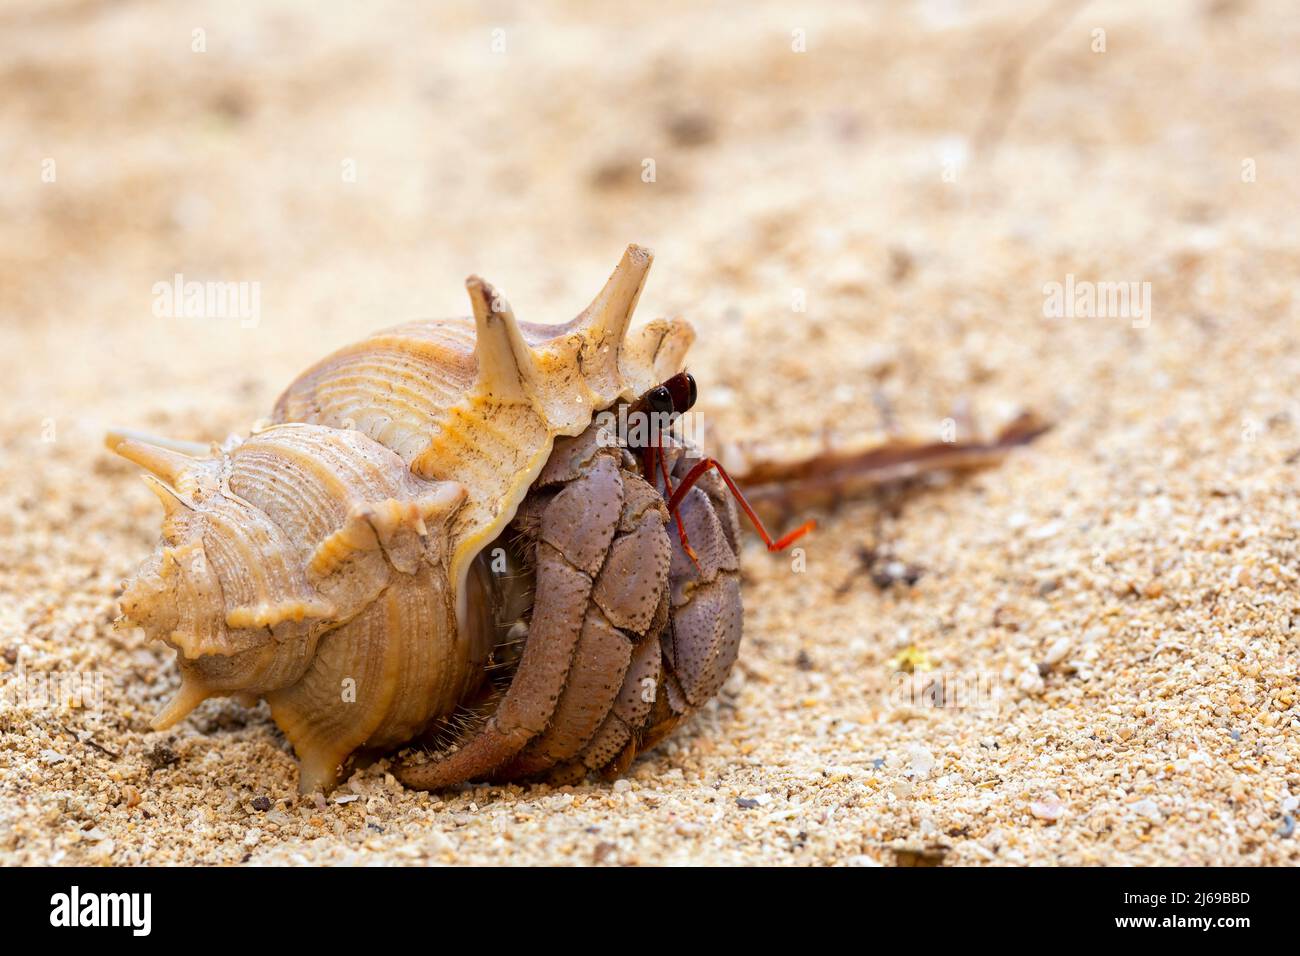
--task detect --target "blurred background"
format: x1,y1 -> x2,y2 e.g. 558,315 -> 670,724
4,0 -> 1295,449
3,0 -> 1299,865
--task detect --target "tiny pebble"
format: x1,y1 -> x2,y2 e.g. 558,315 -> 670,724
1131,799 -> 1162,821
1016,667 -> 1045,697
1042,636 -> 1073,668
1029,794 -> 1066,822
907,744 -> 936,778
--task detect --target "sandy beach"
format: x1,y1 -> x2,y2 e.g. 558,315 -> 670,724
1,0 -> 1298,865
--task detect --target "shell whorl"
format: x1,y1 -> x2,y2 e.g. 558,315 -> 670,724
112,424 -> 474,791
111,245 -> 696,790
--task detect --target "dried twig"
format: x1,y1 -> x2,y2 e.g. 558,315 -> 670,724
730,410 -> 1051,521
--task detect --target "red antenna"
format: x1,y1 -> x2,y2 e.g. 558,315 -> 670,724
633,373 -> 815,567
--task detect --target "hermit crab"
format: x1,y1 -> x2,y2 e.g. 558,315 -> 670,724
110,246 -> 815,792
111,245 -> 1045,793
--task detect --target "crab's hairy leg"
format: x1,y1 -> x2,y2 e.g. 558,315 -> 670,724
500,474 -> 672,779
492,607 -> 631,779
395,453 -> 624,790
575,626 -> 664,774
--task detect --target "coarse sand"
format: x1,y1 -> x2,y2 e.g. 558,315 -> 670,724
1,0 -> 1298,865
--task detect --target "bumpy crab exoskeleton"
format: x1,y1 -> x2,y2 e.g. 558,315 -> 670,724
395,421 -> 744,788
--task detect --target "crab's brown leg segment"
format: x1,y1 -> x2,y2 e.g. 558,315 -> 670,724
494,492 -> 671,779
492,609 -> 631,778
659,466 -> 744,708
574,625 -> 664,774
667,457 -> 815,552
394,452 -> 625,790
612,453 -> 742,770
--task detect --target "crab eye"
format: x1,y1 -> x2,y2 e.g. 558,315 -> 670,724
648,386 -> 674,416
684,373 -> 698,411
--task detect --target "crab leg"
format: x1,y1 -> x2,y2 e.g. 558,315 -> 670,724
651,438 -> 701,568
573,628 -> 664,775
395,452 -> 625,789
667,456 -> 815,552
492,608 -> 631,779
491,463 -> 670,785
495,499 -> 671,778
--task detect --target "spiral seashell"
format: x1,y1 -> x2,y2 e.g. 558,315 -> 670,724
111,246 -> 723,791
